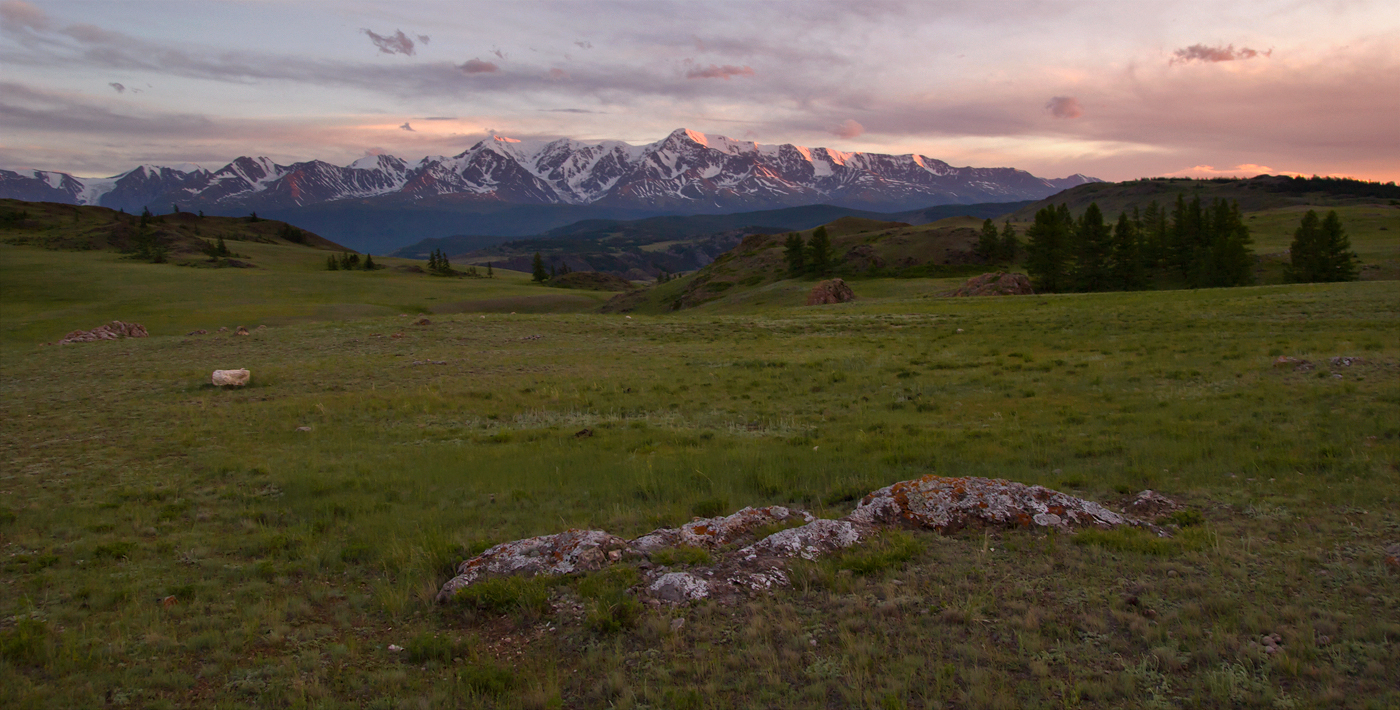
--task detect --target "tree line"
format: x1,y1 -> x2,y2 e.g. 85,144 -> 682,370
1022,196 -> 1254,293
1022,197 -> 1359,292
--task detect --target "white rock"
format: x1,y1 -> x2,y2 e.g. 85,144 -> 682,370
212,369 -> 250,386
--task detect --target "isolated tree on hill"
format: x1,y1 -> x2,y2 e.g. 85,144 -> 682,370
172,204 -> 180,214
215,236 -> 229,256
363,253 -> 376,270
140,207 -> 152,227
998,221 -> 1020,263
1024,204 -> 1074,292
531,252 -> 548,282
486,262 -> 494,278
976,219 -> 1001,262
326,255 -> 339,270
807,226 -> 832,276
783,232 -> 806,276
248,212 -> 260,223
1287,209 -> 1358,282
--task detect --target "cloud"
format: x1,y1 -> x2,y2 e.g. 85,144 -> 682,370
363,29 -> 417,56
541,108 -> 602,114
491,48 -> 505,60
1164,164 -> 1297,178
1045,96 -> 1083,119
575,41 -> 592,50
459,58 -> 499,74
417,34 -> 430,45
1170,44 -> 1271,65
546,68 -> 568,80
399,122 -> 414,132
109,82 -> 125,93
685,64 -> 754,80
0,0 -> 49,31
831,119 -> 864,139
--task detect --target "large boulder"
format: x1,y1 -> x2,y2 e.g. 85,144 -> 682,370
631,506 -> 813,553
806,278 -> 856,305
947,272 -> 1034,297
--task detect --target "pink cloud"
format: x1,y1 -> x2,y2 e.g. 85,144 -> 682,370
831,119 -> 864,139
363,29 -> 417,56
1165,164 -> 1301,178
546,68 -> 568,80
1045,96 -> 1083,119
686,64 -> 754,80
0,1 -> 49,31
1171,44 -> 1271,65
459,59 -> 499,74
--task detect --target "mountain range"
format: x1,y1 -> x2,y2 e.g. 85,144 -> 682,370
0,128 -> 1097,253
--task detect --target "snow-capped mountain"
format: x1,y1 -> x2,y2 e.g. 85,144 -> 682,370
0,129 -> 1097,215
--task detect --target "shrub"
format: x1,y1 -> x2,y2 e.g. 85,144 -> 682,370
827,530 -> 922,576
0,617 -> 50,666
404,632 -> 471,663
448,576 -> 552,618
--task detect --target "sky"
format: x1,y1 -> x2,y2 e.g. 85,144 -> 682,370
2,0 -> 1398,182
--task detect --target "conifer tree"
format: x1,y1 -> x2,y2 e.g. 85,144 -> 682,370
1072,203 -> 1112,292
1110,212 -> 1145,290
486,262 -> 494,278
1287,210 -> 1357,282
807,226 -> 832,276
327,255 -> 339,270
531,252 -> 548,282
363,253 -> 376,270
215,236 -> 229,256
435,250 -> 450,275
783,232 -> 806,276
976,218 -> 1001,262
998,221 -> 1020,263
1024,204 -> 1073,292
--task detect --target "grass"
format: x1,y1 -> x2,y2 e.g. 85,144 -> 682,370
1,238 -> 1397,708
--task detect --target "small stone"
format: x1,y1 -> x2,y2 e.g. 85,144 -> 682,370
805,278 -> 856,306
414,317 -> 431,326
388,644 -> 403,652
212,369 -> 250,386
574,428 -> 594,439
161,595 -> 178,608
295,426 -> 312,432
234,326 -> 250,336
1167,569 -> 1178,578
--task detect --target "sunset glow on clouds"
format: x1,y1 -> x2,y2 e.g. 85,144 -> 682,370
1,0 -> 1396,182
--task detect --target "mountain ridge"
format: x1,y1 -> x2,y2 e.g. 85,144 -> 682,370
2,128 -> 1095,214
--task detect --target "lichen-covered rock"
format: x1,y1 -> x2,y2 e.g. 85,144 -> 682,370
648,572 -> 711,603
739,519 -> 866,562
435,529 -> 629,603
846,474 -> 1132,533
946,272 -> 1034,297
58,320 -> 148,344
805,278 -> 856,306
631,506 -> 814,553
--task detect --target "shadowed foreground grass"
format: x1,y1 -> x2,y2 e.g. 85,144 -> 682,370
1,269 -> 1397,708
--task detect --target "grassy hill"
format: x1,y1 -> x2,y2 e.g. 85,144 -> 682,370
0,201 -> 618,345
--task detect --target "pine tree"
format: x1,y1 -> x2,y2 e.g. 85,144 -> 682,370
215,236 -> 229,256
807,226 -> 832,276
486,262 -> 494,278
140,207 -> 151,228
435,250 -> 450,275
976,219 -> 1001,262
531,252 -> 548,282
998,221 -> 1020,263
783,232 -> 806,276
363,253 -> 376,270
1287,210 -> 1357,282
1072,203 -> 1112,292
428,249 -> 439,272
1199,199 -> 1253,288
327,255 -> 339,271
1024,204 -> 1073,293
172,204 -> 179,214
1109,212 -> 1145,291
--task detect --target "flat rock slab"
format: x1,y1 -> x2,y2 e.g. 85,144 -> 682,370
436,529 -> 629,603
846,474 -> 1132,533
58,320 -> 148,344
631,505 -> 813,553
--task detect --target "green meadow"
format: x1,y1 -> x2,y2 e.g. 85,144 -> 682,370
1,230 -> 1398,708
